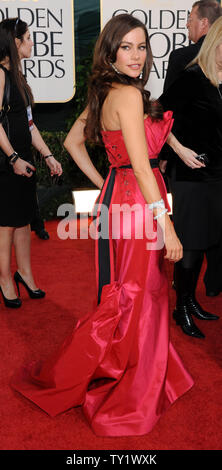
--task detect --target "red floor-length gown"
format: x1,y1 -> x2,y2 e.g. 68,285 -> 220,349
11,111 -> 194,436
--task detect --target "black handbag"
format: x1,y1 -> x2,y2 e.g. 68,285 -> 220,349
0,64 -> 11,172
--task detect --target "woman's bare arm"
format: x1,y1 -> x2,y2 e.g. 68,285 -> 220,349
31,124 -> 62,176
167,132 -> 205,169
64,108 -> 104,189
114,86 -> 182,261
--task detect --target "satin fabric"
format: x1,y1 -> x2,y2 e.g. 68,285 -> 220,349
11,111 -> 194,436
96,160 -> 159,303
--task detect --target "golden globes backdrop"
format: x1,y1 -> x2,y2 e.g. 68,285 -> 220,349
1,1 -> 221,103
100,0 -> 195,98
0,0 -> 75,103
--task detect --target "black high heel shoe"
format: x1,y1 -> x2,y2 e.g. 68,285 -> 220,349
173,306 -> 205,339
0,286 -> 22,308
14,271 -> 45,299
187,295 -> 219,321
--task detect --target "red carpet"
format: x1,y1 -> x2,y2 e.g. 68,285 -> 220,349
0,219 -> 221,450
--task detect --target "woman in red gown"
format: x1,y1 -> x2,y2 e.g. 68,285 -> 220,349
12,14 -> 194,437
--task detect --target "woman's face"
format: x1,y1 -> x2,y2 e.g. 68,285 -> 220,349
216,43 -> 222,71
113,27 -> 147,78
16,29 -> 33,59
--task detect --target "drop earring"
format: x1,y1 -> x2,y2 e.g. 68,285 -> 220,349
139,71 -> 143,80
110,62 -> 121,74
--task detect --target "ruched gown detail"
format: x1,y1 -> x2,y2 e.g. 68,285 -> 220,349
11,111 -> 194,436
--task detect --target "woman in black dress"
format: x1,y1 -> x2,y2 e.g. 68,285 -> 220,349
159,16 -> 222,338
0,18 -> 62,308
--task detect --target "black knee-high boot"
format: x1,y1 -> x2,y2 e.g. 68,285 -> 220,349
187,256 -> 219,321
173,261 -> 205,338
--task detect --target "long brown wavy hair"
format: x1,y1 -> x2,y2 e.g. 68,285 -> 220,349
84,14 -> 163,144
0,18 -> 34,106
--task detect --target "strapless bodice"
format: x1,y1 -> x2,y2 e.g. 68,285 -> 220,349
101,111 -> 173,167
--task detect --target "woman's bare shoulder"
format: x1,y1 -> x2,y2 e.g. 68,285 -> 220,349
102,85 -> 143,130
112,83 -> 141,97
110,84 -> 143,108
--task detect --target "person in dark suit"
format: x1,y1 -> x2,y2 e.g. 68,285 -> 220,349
164,1 -> 217,90
159,15 -> 222,338
160,0 -> 222,300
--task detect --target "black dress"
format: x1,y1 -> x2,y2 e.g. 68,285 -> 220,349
0,71 -> 37,227
159,64 -> 222,251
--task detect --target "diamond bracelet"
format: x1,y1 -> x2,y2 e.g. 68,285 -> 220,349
148,198 -> 165,210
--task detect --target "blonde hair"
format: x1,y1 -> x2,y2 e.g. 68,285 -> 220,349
190,16 -> 222,86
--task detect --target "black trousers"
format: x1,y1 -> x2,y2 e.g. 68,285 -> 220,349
204,241 -> 222,291
30,194 -> 45,232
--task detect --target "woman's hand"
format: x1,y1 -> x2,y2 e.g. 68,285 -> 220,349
159,214 -> 183,262
159,159 -> 168,173
177,145 -> 205,169
166,133 -> 206,169
13,158 -> 35,177
45,156 -> 62,176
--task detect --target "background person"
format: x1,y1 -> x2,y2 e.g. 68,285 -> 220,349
159,15 -> 222,338
30,202 -> 50,240
164,0 -> 222,90
160,0 -> 222,298
0,18 -> 62,308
